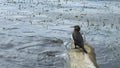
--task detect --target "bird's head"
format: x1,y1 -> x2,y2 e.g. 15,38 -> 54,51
71,25 -> 80,31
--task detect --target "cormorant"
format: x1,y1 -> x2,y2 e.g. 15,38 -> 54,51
72,25 -> 88,53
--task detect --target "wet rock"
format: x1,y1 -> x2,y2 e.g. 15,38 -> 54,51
44,38 -> 63,44
46,51 -> 55,56
69,43 -> 99,68
51,39 -> 63,44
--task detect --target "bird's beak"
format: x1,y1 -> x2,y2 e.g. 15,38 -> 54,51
70,26 -> 74,28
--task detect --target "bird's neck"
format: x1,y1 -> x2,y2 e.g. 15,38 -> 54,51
74,30 -> 80,32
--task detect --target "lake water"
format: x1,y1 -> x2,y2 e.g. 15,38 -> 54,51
0,0 -> 120,68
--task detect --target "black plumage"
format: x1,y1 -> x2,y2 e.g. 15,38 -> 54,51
72,25 -> 87,53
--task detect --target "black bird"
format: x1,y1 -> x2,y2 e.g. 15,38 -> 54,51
72,25 -> 88,53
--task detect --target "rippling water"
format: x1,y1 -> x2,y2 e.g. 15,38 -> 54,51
0,0 -> 120,68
